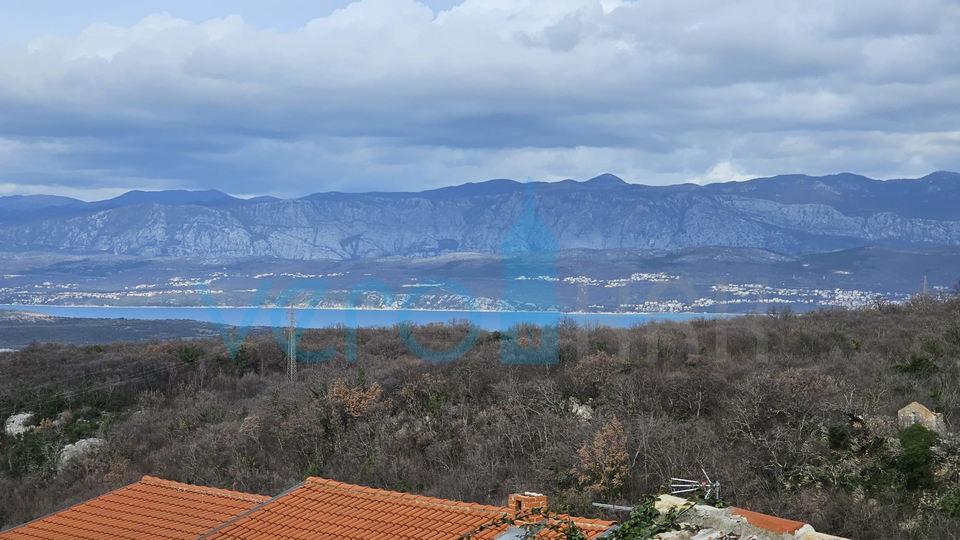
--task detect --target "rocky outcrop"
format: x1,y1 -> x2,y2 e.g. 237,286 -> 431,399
566,397 -> 593,421
4,412 -> 34,436
654,495 -> 849,540
57,438 -> 106,472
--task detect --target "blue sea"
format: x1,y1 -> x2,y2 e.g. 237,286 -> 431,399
0,305 -> 731,330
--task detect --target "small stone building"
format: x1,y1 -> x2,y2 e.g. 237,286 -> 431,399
898,401 -> 948,435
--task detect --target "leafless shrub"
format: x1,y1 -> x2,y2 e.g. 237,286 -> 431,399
4,296 -> 960,539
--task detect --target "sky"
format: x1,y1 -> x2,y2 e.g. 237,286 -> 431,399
1,0 -> 959,200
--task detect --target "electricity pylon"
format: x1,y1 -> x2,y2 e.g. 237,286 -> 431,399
287,304 -> 297,382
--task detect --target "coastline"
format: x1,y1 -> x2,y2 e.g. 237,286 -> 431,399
0,304 -> 735,317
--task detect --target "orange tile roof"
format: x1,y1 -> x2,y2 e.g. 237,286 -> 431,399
731,507 -> 807,535
0,476 -> 269,540
200,477 -> 617,540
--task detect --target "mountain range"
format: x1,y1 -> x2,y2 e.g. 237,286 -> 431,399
1,172 -> 959,260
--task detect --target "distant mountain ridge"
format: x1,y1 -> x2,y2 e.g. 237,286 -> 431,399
0,172 -> 958,259
94,189 -> 236,208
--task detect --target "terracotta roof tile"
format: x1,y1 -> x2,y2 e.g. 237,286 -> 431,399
731,507 -> 807,535
200,477 -> 616,540
0,477 -> 268,540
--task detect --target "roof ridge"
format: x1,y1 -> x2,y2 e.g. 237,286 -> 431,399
196,481 -> 307,540
552,515 -> 616,530
0,477 -> 271,540
304,476 -> 615,529
0,481 -> 135,536
140,476 -> 269,503
305,476 -> 509,515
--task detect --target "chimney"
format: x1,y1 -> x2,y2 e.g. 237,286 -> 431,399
508,492 -> 548,515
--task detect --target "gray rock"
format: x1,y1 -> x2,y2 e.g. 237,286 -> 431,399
4,412 -> 35,436
57,438 -> 106,472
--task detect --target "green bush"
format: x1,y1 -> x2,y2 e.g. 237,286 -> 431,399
4,432 -> 47,478
176,344 -> 203,365
34,391 -> 69,423
64,419 -> 94,443
898,424 -> 938,490
827,425 -> 849,450
427,390 -> 449,417
610,495 -> 691,540
940,493 -> 960,517
306,454 -> 324,478
894,354 -> 939,378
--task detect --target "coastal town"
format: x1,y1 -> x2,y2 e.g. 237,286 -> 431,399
0,269 -> 910,313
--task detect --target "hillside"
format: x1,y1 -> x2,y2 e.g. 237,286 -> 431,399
0,310 -> 223,349
2,294 -> 960,539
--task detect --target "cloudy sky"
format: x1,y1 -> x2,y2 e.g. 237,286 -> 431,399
1,0 -> 959,199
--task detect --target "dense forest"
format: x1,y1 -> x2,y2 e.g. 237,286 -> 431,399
2,289 -> 960,539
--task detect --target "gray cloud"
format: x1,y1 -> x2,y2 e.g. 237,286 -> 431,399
1,0 -> 959,198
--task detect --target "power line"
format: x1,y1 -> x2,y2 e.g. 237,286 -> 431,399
0,364 -> 175,418
0,339 -> 230,381
0,350 -> 222,417
1,349 -> 220,399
